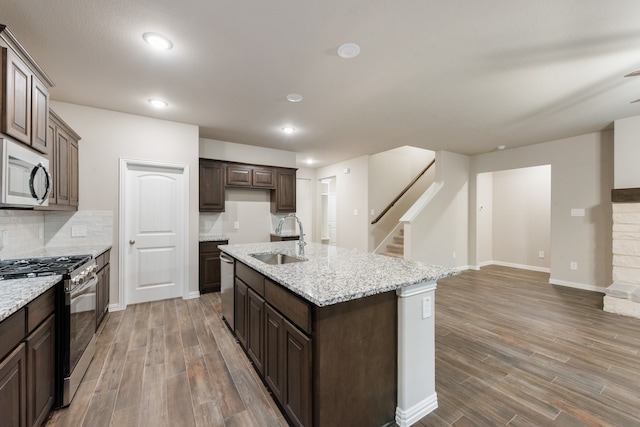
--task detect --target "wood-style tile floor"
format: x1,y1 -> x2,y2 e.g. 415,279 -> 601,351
45,265 -> 640,426
45,292 -> 288,427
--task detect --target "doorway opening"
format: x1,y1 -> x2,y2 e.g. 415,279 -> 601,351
476,165 -> 551,272
320,177 -> 337,246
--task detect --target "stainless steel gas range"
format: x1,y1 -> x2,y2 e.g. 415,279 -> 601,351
0,254 -> 98,407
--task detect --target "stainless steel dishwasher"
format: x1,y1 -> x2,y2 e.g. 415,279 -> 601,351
220,252 -> 235,330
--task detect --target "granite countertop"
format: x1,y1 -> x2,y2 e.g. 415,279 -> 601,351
270,232 -> 300,237
220,241 -> 458,307
0,275 -> 62,322
199,236 -> 229,242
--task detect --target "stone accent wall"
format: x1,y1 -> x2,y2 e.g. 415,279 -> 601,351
604,202 -> 640,318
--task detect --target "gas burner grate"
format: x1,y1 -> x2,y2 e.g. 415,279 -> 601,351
0,255 -> 93,279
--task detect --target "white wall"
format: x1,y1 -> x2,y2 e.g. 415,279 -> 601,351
199,138 -> 296,168
51,101 -> 200,308
315,156 -> 369,251
368,146 -> 435,251
470,131 -> 614,290
491,165 -> 551,271
407,151 -> 470,267
613,115 -> 640,189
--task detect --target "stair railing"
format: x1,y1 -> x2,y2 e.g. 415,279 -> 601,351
371,159 -> 436,225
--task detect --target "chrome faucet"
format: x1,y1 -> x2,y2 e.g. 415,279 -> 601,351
275,213 -> 306,256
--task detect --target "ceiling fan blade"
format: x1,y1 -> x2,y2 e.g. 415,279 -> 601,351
625,71 -> 640,77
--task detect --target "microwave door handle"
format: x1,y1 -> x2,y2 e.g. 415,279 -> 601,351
29,163 -> 50,205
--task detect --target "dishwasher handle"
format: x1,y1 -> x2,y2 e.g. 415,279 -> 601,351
220,253 -> 234,264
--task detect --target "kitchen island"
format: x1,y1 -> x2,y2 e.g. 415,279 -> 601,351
220,241 -> 458,427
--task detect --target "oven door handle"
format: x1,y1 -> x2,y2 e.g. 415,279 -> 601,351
68,275 -> 98,302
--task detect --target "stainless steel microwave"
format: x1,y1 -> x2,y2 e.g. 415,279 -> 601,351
0,138 -> 51,207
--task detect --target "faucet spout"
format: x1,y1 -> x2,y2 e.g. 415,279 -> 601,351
275,213 -> 306,256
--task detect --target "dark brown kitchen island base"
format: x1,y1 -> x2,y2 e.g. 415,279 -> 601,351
233,260 -> 397,427
312,291 -> 397,427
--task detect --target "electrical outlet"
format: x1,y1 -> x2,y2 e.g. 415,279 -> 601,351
570,262 -> 578,270
538,251 -> 544,258
452,251 -> 456,259
422,296 -> 432,319
71,225 -> 87,237
204,220 -> 212,229
353,209 -> 358,216
233,221 -> 239,230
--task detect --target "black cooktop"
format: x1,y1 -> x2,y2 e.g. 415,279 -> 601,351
0,255 -> 92,279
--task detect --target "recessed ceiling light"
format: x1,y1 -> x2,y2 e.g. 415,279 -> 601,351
282,127 -> 296,134
143,32 -> 173,50
287,93 -> 303,103
148,98 -> 168,108
305,159 -> 314,165
337,42 -> 360,59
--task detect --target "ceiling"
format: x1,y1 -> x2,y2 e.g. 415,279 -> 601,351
3,1 -> 640,167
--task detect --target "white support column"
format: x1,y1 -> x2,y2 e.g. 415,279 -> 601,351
395,280 -> 438,427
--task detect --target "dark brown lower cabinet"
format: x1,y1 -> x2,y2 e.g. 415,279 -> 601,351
247,288 -> 265,375
0,343 -> 27,427
233,260 -> 395,427
234,279 -> 248,349
26,315 -> 55,427
264,305 -> 285,403
198,240 -> 227,294
283,318 -> 311,427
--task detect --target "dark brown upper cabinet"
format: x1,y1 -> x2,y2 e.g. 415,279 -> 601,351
40,110 -> 81,211
1,25 -> 54,154
199,159 -> 296,213
199,159 -> 225,212
226,163 -> 275,189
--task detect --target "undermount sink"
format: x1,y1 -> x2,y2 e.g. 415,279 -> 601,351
250,252 -> 307,265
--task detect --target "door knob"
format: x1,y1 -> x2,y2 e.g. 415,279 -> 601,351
129,240 -> 135,244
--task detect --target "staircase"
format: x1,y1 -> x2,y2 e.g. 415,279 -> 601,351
380,228 -> 404,259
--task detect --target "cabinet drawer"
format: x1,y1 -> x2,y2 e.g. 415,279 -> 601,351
96,250 -> 111,271
236,262 -> 264,295
200,240 -> 227,253
26,287 -> 55,334
265,279 -> 311,334
0,309 -> 26,358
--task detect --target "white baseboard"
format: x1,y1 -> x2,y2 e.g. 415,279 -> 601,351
489,260 -> 550,273
395,393 -> 438,427
108,302 -> 124,312
185,291 -> 200,299
549,278 -> 606,293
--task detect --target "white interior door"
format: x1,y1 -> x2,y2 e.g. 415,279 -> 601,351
122,160 -> 187,305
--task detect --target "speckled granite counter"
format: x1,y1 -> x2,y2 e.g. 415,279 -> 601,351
199,236 -> 228,242
220,241 -> 458,306
0,275 -> 62,322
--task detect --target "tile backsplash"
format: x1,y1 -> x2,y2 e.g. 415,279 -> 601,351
0,210 -> 113,259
